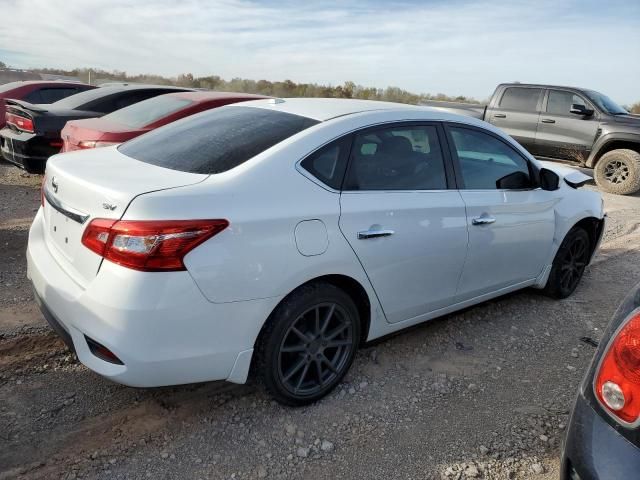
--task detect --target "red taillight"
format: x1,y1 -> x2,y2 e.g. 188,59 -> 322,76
81,219 -> 229,272
595,310 -> 640,424
6,112 -> 34,133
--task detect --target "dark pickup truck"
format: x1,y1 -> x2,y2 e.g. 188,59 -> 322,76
425,83 -> 640,195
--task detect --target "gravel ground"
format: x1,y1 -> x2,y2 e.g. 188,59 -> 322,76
1,159 -> 640,480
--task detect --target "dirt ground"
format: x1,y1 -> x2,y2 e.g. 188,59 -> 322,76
1,160 -> 639,480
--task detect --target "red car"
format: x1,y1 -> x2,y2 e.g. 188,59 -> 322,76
0,81 -> 94,129
61,91 -> 269,152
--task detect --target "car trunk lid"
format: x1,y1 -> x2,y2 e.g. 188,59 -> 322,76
41,147 -> 208,286
61,118 -> 145,152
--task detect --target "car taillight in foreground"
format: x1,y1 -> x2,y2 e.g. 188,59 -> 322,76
595,309 -> 640,424
81,219 -> 229,272
6,112 -> 34,133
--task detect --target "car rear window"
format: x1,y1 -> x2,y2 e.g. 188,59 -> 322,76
119,106 -> 319,174
53,87 -> 125,110
100,95 -> 193,128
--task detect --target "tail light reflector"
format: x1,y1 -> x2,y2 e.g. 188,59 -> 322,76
595,310 -> 640,424
6,112 -> 34,133
81,219 -> 229,272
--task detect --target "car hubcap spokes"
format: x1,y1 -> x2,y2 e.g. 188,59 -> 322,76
559,237 -> 588,292
604,160 -> 629,184
278,303 -> 353,396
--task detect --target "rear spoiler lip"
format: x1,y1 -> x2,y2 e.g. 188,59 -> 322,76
5,98 -> 48,113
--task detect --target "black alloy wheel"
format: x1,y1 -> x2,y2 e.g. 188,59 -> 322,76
543,227 -> 591,299
278,302 -> 353,397
255,282 -> 361,406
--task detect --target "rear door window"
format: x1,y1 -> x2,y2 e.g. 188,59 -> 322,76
498,88 -> 543,112
119,106 -> 318,174
344,124 -> 448,191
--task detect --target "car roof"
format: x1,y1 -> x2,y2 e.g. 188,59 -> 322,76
238,98 -> 425,121
52,85 -> 194,109
498,83 -> 589,93
0,80 -> 89,92
167,91 -> 270,103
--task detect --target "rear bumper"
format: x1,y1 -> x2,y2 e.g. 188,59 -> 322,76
0,127 -> 58,172
27,208 -> 281,387
561,393 -> 640,480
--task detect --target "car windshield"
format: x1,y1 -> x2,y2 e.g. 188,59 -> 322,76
100,95 -> 193,128
118,106 -> 319,174
584,90 -> 628,115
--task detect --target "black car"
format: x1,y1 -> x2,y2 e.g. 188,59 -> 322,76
562,282 -> 640,479
0,85 -> 193,173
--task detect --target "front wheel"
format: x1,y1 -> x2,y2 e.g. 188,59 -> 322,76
543,227 -> 591,299
254,282 -> 361,406
594,149 -> 640,195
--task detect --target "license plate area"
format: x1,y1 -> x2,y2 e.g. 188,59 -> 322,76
46,207 -> 85,261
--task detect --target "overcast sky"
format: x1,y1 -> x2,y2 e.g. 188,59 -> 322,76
1,0 -> 639,104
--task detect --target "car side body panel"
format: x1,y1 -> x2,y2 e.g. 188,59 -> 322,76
28,101 -> 606,389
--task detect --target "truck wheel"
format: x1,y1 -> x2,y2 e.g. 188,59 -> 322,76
594,149 -> 640,195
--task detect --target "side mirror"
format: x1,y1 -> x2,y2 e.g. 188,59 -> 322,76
570,103 -> 594,116
496,171 -> 531,189
539,168 -> 560,191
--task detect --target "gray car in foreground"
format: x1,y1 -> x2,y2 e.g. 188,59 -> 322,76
561,282 -> 640,479
426,83 -> 640,195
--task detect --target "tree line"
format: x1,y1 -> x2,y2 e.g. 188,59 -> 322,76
36,67 -> 483,105
2,62 -> 639,113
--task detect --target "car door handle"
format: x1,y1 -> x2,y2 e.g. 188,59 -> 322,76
494,113 -> 506,118
472,217 -> 496,225
357,229 -> 395,240
541,118 -> 556,124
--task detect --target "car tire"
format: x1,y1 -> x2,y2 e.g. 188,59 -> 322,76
543,227 -> 591,299
594,149 -> 640,195
254,282 -> 361,406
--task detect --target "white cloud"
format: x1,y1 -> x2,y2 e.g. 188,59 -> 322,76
1,0 -> 638,103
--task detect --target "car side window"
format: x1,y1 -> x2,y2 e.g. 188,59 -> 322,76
449,126 -> 533,190
300,138 -> 350,190
546,90 -> 588,115
344,125 -> 447,191
498,87 -> 543,112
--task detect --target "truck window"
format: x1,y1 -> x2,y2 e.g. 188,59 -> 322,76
546,90 -> 587,115
498,88 -> 542,112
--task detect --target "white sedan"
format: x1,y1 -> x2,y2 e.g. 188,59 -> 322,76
28,98 -> 604,405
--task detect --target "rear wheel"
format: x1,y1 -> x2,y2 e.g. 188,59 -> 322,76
594,149 -> 640,195
255,282 -> 360,406
543,227 -> 591,299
